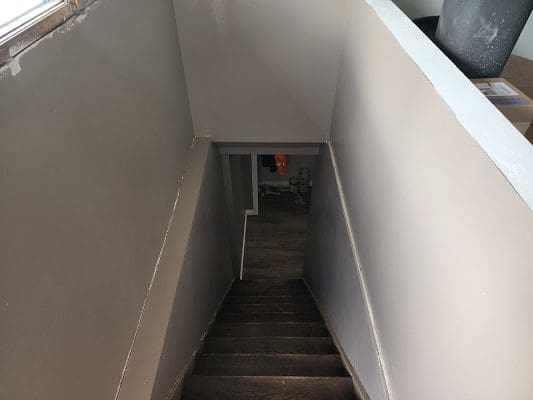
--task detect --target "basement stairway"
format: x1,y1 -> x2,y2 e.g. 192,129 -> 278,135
180,279 -> 357,399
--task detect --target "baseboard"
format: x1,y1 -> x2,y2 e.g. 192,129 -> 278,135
165,278 -> 235,400
303,278 -> 371,400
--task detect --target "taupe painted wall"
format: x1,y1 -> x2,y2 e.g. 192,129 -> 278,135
227,155 -> 253,274
304,146 -> 386,400
327,1 -> 533,399
173,0 -> 347,142
0,0 -> 194,399
392,0 -> 533,60
149,141 -> 234,400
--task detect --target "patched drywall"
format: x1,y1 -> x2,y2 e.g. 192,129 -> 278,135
0,0 -> 194,398
330,1 -> 533,399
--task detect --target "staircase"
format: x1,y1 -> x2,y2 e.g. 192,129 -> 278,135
180,279 -> 357,399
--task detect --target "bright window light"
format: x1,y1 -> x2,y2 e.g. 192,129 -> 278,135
0,0 -> 63,39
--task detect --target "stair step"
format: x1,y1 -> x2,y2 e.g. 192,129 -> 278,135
209,322 -> 330,337
193,354 -> 348,377
229,286 -> 309,296
233,279 -> 305,288
218,312 -> 323,323
202,337 -> 338,354
222,303 -> 318,313
225,296 -> 313,304
181,376 -> 357,400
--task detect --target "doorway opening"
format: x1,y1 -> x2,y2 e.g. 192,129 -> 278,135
218,144 -> 319,280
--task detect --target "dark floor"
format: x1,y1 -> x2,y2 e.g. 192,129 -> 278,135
243,189 -> 310,280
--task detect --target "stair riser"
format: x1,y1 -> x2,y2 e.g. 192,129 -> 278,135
210,323 -> 330,337
181,376 -> 357,400
230,288 -> 310,296
222,303 -> 318,313
234,279 -> 306,287
194,355 -> 348,377
202,337 -> 338,354
218,313 -> 323,322
225,296 -> 314,304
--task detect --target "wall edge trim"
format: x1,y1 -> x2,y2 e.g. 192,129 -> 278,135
303,279 -> 370,400
163,278 -> 235,400
326,141 -> 393,400
364,0 -> 533,212
113,136 -> 209,400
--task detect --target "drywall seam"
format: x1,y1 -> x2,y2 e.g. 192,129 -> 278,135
327,141 -> 392,400
303,279 -> 370,400
239,212 -> 249,280
112,137 -> 196,400
363,0 -> 533,211
163,278 -> 235,400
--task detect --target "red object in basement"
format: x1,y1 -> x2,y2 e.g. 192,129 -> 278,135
274,154 -> 287,176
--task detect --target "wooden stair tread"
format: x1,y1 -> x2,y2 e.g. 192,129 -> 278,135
193,354 -> 348,377
224,296 -> 313,304
221,303 -> 318,313
201,337 -> 338,354
181,376 -> 357,400
178,279 -> 356,399
209,322 -> 330,337
218,312 -> 322,323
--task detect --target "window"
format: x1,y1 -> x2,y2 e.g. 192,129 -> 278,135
0,0 -> 93,67
0,1 -> 63,38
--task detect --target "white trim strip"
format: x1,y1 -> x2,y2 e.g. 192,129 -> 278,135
365,0 -> 533,211
239,211 -> 250,280
328,142 -> 392,400
250,154 -> 259,216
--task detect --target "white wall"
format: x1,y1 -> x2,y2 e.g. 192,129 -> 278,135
327,1 -> 533,400
0,1 -> 195,399
391,0 -> 442,17
173,0 -> 347,142
305,146 -> 386,400
392,0 -> 533,60
514,13 -> 533,60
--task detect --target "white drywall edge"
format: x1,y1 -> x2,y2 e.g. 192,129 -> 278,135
365,0 -> 533,210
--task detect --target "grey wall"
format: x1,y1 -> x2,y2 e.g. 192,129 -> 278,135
173,0 -> 347,142
304,146 -> 386,400
0,0 -> 194,399
116,139 -> 234,400
392,0 -> 533,60
224,155 -> 253,275
150,142 -> 234,400
326,1 -> 533,399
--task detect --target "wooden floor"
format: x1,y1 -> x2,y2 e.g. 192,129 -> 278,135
502,54 -> 533,141
243,190 -> 310,280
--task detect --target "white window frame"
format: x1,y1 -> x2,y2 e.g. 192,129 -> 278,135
0,0 -> 94,67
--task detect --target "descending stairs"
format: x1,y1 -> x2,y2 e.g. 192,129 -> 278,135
180,279 -> 357,400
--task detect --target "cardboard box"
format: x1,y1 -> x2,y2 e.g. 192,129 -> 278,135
472,78 -> 533,135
